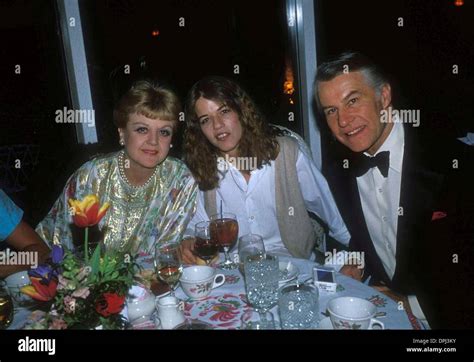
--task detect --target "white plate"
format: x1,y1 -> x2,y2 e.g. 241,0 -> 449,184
318,317 -> 334,329
278,261 -> 299,286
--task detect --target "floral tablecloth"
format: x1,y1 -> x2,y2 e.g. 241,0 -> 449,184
171,255 -> 417,330
10,254 -> 419,330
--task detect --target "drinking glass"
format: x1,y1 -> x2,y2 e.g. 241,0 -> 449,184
278,283 -> 320,329
154,242 -> 183,297
238,233 -> 265,275
0,281 -> 13,329
244,254 -> 279,320
241,309 -> 275,330
210,213 -> 239,270
194,221 -> 219,265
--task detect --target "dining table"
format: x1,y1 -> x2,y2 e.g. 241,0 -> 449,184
130,252 -> 422,330
9,253 -> 423,330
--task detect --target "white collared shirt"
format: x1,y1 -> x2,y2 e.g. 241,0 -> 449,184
355,121 -> 427,322
185,138 -> 351,257
356,121 -> 405,279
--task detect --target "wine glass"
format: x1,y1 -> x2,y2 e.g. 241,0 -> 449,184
194,221 -> 219,265
210,213 -> 239,270
154,242 -> 183,297
238,233 -> 265,275
244,254 -> 279,321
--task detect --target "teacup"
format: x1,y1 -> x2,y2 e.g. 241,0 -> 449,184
179,266 -> 225,300
327,296 -> 384,330
4,270 -> 32,305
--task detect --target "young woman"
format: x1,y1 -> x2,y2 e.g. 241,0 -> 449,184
181,76 -> 349,263
36,80 -> 198,255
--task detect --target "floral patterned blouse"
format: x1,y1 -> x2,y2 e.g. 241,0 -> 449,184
36,152 -> 198,255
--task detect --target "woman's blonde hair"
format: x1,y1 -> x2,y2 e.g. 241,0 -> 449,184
113,80 -> 182,128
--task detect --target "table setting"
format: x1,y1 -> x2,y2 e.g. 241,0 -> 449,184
3,206 -> 421,330
4,243 -> 421,330
119,217 -> 419,331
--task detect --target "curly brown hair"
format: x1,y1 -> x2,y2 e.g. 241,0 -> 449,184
183,76 -> 280,191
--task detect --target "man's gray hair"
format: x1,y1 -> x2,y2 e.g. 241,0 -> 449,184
314,51 -> 390,111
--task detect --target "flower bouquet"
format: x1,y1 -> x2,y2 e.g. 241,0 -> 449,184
21,195 -> 136,329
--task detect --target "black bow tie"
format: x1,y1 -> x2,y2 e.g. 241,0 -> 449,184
354,151 -> 390,177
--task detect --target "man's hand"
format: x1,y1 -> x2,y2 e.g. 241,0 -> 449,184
339,264 -> 364,281
373,286 -> 413,315
180,237 -> 197,265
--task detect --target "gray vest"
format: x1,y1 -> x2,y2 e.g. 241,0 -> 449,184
203,136 -> 317,259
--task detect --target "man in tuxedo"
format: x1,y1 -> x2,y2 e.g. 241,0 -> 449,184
314,51 -> 473,328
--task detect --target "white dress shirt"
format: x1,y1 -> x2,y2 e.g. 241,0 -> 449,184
356,121 -> 404,279
355,121 -> 427,321
185,138 -> 351,257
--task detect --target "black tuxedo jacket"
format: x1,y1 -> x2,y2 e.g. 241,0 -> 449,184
324,126 -> 474,328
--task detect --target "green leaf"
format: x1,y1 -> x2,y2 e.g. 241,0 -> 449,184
90,244 -> 101,276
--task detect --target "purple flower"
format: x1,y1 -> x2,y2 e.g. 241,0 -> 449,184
51,245 -> 64,264
28,265 -> 54,283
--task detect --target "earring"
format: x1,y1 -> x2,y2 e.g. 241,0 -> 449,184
170,144 -> 173,148
120,139 -> 125,146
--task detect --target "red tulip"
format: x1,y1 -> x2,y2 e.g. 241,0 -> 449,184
68,195 -> 110,228
21,277 -> 58,302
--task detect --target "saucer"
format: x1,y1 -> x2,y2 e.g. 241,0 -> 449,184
317,317 -> 334,330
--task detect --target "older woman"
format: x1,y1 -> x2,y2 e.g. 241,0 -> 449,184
181,76 -> 349,263
36,80 -> 198,255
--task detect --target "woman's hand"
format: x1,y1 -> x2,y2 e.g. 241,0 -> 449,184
180,237 -> 197,265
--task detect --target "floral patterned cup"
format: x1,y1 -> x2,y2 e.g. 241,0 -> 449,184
327,296 -> 384,330
179,266 -> 225,300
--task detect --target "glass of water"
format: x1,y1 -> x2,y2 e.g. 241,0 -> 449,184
238,234 -> 265,275
278,282 -> 320,329
244,254 -> 279,322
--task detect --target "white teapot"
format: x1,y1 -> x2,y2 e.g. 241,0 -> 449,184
126,285 -> 156,325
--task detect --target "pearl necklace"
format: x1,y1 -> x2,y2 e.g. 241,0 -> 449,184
118,150 -> 158,190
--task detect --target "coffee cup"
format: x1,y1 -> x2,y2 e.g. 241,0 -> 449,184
327,296 -> 384,330
179,266 -> 225,300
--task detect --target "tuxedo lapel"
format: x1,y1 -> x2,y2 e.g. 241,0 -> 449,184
392,126 -> 446,293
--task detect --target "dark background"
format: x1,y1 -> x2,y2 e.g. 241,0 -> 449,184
0,0 -> 472,226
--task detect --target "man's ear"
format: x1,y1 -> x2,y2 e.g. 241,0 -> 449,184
380,83 -> 392,109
